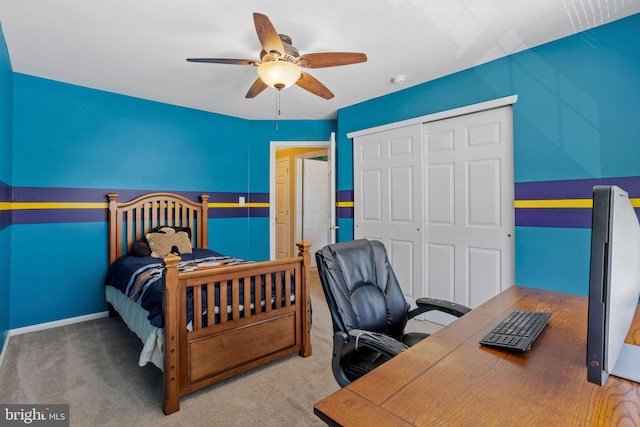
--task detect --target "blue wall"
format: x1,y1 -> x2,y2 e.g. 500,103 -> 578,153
4,13 -> 639,329
336,13 -> 640,296
12,75 -> 252,190
0,23 -> 12,349
9,75 -> 334,328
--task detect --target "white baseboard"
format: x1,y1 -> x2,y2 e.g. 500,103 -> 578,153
0,331 -> 9,370
0,311 -> 110,370
9,311 -> 110,336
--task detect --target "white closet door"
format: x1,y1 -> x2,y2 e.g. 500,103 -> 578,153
423,106 -> 514,308
353,124 -> 423,302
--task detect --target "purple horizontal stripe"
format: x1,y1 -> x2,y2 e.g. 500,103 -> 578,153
515,177 -> 640,200
167,190 -> 216,202
0,180 -> 10,202
250,207 -> 269,218
209,208 -> 248,219
338,190 -> 353,203
11,186 -> 267,204
0,211 -> 9,231
13,186 -> 128,202
208,193 -> 244,203
208,207 -> 268,219
249,193 -> 269,204
203,193 -> 268,204
112,192 -> 270,208
338,207 -> 353,219
112,190 -> 265,204
12,209 -> 108,225
12,206 -> 271,224
515,208 -> 593,228
0,181 -> 8,230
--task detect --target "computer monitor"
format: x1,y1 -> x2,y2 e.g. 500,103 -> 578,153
587,185 -> 640,386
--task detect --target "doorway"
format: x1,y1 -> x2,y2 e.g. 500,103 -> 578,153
269,135 -> 336,260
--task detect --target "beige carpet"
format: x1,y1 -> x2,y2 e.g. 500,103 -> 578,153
0,272 -> 441,426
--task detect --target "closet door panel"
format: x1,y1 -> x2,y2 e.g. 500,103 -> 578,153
354,124 -> 423,302
361,169 -> 382,222
389,166 -> 414,223
424,106 -> 514,308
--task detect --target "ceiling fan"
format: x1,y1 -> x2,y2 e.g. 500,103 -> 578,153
186,12 -> 367,100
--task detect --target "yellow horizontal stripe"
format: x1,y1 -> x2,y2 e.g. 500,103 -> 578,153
0,201 -> 272,210
337,201 -> 354,208
514,199 -> 593,208
2,199 -> 638,211
208,202 -> 269,208
5,202 -> 108,210
515,198 -> 640,208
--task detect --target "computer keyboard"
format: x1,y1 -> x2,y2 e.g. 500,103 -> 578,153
480,310 -> 551,352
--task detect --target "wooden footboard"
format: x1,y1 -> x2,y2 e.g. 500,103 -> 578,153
162,241 -> 312,415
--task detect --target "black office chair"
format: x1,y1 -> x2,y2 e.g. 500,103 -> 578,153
315,239 -> 471,387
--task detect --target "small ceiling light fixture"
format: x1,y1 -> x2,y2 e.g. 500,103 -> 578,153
257,60 -> 302,90
257,60 -> 302,131
391,74 -> 406,85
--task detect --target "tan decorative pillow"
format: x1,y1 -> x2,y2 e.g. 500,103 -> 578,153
146,227 -> 192,258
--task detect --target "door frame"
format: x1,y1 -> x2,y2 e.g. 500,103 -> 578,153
347,96 -> 518,139
269,137 -> 334,259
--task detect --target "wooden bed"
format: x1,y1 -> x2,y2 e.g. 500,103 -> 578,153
107,192 -> 312,414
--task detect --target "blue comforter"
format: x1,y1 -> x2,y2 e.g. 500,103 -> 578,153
104,248 -> 241,327
105,249 -> 298,329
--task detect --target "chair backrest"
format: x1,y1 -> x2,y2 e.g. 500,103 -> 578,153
315,239 -> 409,339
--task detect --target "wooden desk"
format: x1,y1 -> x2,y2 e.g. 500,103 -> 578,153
314,287 -> 640,426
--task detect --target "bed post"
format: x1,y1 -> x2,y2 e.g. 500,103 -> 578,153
296,241 -> 313,357
163,253 -> 181,415
199,194 -> 209,249
107,193 -> 119,265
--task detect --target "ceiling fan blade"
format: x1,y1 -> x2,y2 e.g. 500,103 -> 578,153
253,13 -> 285,57
186,58 -> 258,66
298,52 -> 367,68
245,77 -> 269,98
295,72 -> 334,99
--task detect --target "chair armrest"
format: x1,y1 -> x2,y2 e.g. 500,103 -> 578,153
347,329 -> 408,357
409,298 -> 471,319
331,331 -> 408,387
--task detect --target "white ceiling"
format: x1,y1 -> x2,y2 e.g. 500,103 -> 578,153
0,0 -> 638,120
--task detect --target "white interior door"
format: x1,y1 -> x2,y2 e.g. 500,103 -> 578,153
275,157 -> 290,259
353,124 -> 423,302
328,132 -> 337,245
302,158 -> 330,267
423,106 -> 514,309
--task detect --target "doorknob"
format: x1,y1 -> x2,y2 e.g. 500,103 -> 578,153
327,225 -> 340,230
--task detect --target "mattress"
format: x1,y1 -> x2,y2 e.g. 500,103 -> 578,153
106,285 -> 164,370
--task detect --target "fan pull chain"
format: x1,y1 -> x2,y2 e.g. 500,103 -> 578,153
274,89 -> 281,131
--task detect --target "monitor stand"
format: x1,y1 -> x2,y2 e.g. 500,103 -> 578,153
611,343 -> 640,383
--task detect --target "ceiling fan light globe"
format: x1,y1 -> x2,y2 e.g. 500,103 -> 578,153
257,61 -> 301,89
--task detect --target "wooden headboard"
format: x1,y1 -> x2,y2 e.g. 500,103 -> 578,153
108,192 -> 209,264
